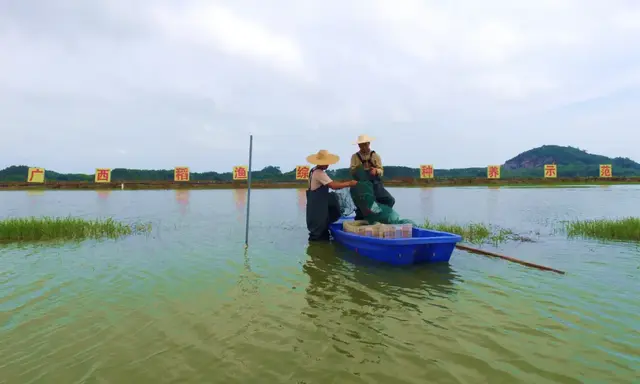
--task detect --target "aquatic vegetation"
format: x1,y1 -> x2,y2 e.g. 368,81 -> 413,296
0,216 -> 152,243
421,219 -> 531,245
563,217 -> 640,242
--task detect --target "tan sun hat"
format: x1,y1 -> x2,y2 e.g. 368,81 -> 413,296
355,134 -> 375,144
306,149 -> 340,165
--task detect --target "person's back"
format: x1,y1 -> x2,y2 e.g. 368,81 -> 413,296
308,167 -> 332,191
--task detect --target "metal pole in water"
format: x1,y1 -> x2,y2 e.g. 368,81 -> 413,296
244,135 -> 253,248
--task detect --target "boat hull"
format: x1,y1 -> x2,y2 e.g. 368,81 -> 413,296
329,218 -> 462,266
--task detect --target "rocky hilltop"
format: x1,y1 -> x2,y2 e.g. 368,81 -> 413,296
503,145 -> 640,170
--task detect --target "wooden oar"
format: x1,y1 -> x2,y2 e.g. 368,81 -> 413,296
455,244 -> 566,275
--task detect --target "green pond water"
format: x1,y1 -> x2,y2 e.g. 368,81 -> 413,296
0,186 -> 638,383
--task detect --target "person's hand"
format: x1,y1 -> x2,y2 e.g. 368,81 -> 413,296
350,180 -> 358,187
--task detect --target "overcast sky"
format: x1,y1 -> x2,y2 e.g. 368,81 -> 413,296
1,0 -> 639,173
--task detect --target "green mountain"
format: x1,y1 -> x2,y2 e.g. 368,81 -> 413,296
1,145 -> 639,182
501,145 -> 640,177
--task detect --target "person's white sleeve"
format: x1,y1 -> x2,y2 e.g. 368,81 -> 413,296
315,171 -> 333,186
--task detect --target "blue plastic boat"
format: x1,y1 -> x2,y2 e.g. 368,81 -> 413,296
329,217 -> 462,266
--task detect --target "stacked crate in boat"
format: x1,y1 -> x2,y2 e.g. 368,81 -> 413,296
342,220 -> 413,238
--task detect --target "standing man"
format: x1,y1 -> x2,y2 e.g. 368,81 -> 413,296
349,134 -> 395,220
306,149 -> 358,241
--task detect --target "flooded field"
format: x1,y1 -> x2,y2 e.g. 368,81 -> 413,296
1,186 -> 638,383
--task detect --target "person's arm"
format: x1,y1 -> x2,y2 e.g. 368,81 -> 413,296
372,152 -> 384,177
349,153 -> 360,175
316,170 -> 357,190
328,179 -> 358,190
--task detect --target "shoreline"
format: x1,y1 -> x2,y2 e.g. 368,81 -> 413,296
2,177 -> 640,190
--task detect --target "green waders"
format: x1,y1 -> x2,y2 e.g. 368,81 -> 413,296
352,151 -> 395,220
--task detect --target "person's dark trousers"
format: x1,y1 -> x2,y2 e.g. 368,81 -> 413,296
373,180 -> 395,207
306,185 -> 331,241
307,186 -> 341,241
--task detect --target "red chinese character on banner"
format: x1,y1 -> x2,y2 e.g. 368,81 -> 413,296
29,168 -> 43,181
234,166 -> 247,179
96,169 -> 110,181
175,167 -> 189,181
420,165 -> 433,178
296,166 -> 310,180
600,165 -> 611,177
544,165 -> 557,177
488,166 -> 499,178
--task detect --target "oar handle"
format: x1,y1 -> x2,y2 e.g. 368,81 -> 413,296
456,244 -> 566,275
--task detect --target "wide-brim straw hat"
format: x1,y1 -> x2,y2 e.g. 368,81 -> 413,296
355,134 -> 375,144
306,149 -> 340,165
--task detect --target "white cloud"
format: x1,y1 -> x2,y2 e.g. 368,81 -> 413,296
611,7 -> 640,31
0,0 -> 639,172
150,3 -> 310,79
472,72 -> 557,101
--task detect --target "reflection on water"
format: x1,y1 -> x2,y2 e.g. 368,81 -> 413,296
297,188 -> 306,211
233,189 -> 246,223
27,190 -> 44,208
300,243 -> 467,381
486,186 -> 500,222
304,242 -> 460,311
175,190 -> 189,215
419,187 -> 433,217
96,190 -> 111,200
1,188 -> 639,383
233,188 -> 246,211
304,242 -> 461,326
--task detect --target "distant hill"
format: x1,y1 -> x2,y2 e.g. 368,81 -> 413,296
504,145 -> 640,169
2,145 -> 640,182
502,145 -> 640,177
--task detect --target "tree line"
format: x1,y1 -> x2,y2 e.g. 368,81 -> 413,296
2,163 -> 640,182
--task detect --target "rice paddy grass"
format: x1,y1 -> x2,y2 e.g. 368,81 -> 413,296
421,219 -> 533,245
0,216 -> 152,244
563,217 -> 640,242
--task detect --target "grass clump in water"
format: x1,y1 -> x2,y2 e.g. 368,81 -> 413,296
0,216 -> 152,243
563,217 -> 640,242
421,219 -> 531,246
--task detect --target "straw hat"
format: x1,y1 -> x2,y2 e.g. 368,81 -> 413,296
306,149 -> 340,165
355,134 -> 375,144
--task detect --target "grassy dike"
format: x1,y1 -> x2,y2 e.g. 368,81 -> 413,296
2,177 -> 640,190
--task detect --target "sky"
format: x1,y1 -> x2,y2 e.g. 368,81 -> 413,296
1,0 -> 639,173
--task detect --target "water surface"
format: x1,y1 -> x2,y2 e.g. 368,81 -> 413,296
1,186 -> 638,383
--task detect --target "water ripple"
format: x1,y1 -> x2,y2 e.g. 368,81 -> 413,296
1,189 -> 639,383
